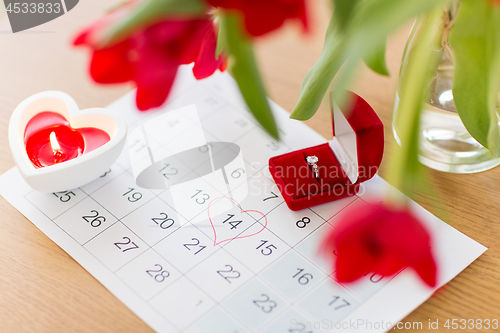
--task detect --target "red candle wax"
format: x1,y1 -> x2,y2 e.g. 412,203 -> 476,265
24,112 -> 110,168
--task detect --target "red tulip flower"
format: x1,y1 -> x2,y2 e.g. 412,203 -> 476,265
207,0 -> 308,36
321,201 -> 437,287
74,6 -> 226,110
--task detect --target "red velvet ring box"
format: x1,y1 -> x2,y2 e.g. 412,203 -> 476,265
269,92 -> 384,211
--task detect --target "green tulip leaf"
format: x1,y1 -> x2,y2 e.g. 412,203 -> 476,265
333,0 -> 359,31
390,9 -> 443,196
362,38 -> 389,76
290,16 -> 346,120
291,0 -> 452,121
215,16 -> 226,58
220,13 -> 279,139
96,0 -> 206,48
450,0 -> 500,156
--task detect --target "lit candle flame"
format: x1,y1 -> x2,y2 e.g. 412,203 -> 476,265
49,131 -> 61,152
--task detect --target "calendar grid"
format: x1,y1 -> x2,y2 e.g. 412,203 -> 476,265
25,162 -> 367,332
3,72 -> 484,333
80,220 -> 120,247
23,190 -> 89,244
22,99 -> 366,333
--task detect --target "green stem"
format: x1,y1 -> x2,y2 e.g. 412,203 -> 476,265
388,9 -> 443,201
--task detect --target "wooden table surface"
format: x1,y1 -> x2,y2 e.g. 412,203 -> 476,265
0,1 -> 498,332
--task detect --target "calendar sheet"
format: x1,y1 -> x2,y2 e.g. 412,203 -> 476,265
0,68 -> 487,333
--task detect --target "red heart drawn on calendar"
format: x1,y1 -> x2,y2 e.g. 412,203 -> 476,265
208,197 -> 267,246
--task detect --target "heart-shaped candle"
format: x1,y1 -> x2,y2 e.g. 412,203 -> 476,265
24,112 -> 110,168
9,91 -> 127,192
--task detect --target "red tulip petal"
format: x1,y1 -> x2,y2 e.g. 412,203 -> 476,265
134,59 -> 178,110
376,209 -> 436,284
374,256 -> 406,276
182,20 -> 213,65
206,0 -> 232,6
135,68 -> 177,111
72,2 -> 132,47
73,28 -> 91,46
193,23 -> 223,80
322,201 -> 437,288
333,222 -> 378,282
133,18 -> 217,110
295,0 -> 309,32
76,13 -> 230,108
145,19 -> 208,65
208,0 -> 308,36
218,56 -> 228,72
89,41 -> 134,84
411,250 -> 437,287
147,20 -> 193,44
335,244 -> 375,282
244,3 -> 286,36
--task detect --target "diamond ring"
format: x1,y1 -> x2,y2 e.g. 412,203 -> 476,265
306,155 -> 319,179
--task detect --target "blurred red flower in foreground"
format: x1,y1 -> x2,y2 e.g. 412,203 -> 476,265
321,201 -> 437,287
207,0 -> 308,36
74,9 -> 226,110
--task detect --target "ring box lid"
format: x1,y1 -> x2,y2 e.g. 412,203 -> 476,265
328,91 -> 384,184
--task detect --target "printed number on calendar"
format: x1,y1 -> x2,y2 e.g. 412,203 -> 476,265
123,188 -> 142,202
231,168 -> 245,179
183,238 -> 207,255
366,272 -> 383,283
329,296 -> 351,310
53,191 -> 75,202
130,139 -> 146,153
217,265 -> 240,283
151,213 -> 175,229
222,214 -> 242,230
296,217 -> 311,229
159,164 -> 178,180
146,264 -> 170,283
253,294 -> 277,313
235,118 -> 247,128
293,268 -> 313,285
289,323 -> 313,333
82,210 -> 106,227
263,191 -> 278,201
266,142 -> 280,151
191,189 -> 210,204
114,237 -> 139,252
198,143 -> 213,153
256,240 -> 277,256
100,169 -> 111,178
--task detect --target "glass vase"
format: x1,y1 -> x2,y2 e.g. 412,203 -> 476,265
392,17 -> 500,174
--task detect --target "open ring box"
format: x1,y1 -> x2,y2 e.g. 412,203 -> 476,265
268,91 -> 384,211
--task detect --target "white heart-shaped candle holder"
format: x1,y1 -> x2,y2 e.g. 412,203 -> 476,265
9,91 -> 127,193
